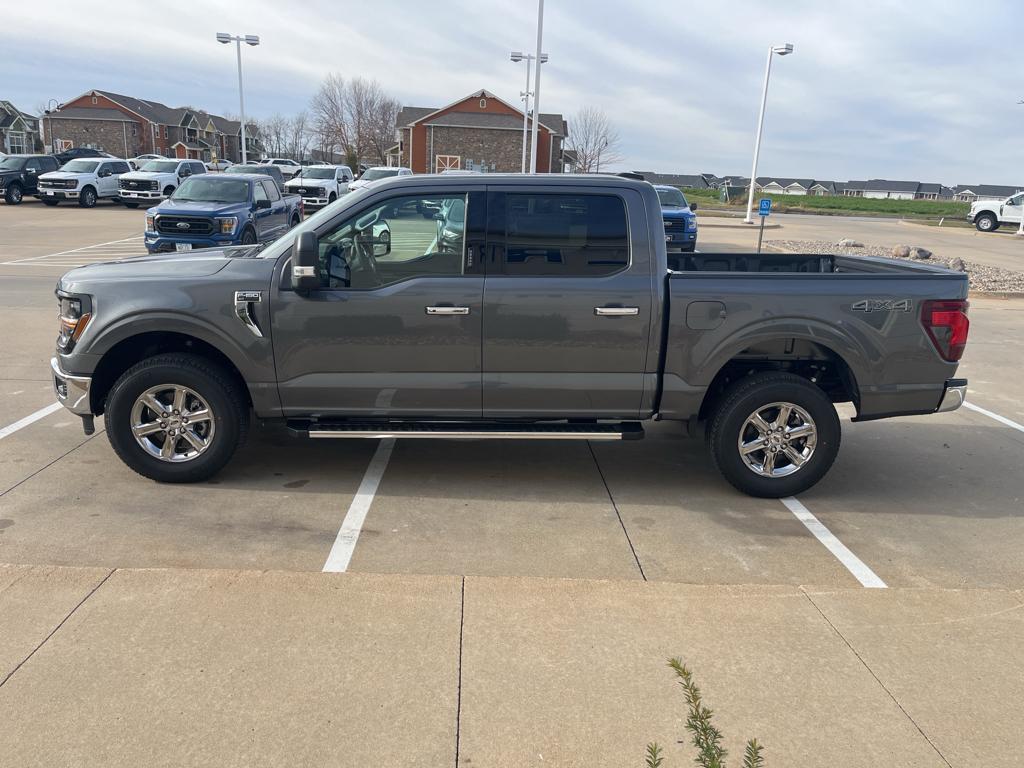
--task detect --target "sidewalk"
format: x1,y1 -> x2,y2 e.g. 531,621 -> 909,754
1,564 -> 1021,767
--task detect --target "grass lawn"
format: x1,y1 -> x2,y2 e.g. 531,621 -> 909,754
674,187 -> 969,220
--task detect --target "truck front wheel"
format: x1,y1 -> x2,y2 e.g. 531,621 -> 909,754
79,186 -> 97,208
708,372 -> 841,498
974,213 -> 998,232
240,226 -> 257,245
105,353 -> 250,483
4,183 -> 23,204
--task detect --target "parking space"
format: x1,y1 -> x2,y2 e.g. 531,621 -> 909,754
0,212 -> 1023,595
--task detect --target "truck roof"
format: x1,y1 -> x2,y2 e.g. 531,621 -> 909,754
365,173 -> 653,192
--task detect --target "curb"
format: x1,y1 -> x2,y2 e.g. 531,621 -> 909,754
699,217 -> 782,230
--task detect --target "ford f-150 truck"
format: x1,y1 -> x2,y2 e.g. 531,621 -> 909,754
119,159 -> 207,208
52,175 -> 970,497
144,173 -> 302,252
654,184 -> 698,259
967,191 -> 1024,232
284,164 -> 355,209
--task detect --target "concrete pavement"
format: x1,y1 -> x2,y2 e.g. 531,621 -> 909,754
2,565 -> 1021,767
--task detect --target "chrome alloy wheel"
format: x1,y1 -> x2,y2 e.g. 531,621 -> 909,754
130,384 -> 216,463
738,401 -> 817,478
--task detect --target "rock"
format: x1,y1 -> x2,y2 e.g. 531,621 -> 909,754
892,245 -> 911,258
909,247 -> 933,260
949,257 -> 966,272
837,238 -> 863,247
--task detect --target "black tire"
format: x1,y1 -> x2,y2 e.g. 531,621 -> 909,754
328,193 -> 337,204
79,186 -> 97,208
708,372 -> 841,498
289,213 -> 300,228
163,186 -> 175,197
4,183 -> 23,205
42,198 -> 59,206
105,353 -> 250,483
974,213 -> 998,232
240,226 -> 257,245
123,202 -> 140,209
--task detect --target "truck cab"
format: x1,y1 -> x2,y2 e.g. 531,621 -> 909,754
969,192 -> 1024,232
144,173 -> 302,252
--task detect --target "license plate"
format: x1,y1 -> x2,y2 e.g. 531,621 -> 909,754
175,243 -> 192,252
46,190 -> 54,196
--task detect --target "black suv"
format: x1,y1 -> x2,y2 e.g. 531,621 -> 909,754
0,154 -> 62,205
54,147 -> 107,165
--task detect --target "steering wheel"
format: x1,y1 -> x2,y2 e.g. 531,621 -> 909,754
351,228 -> 382,286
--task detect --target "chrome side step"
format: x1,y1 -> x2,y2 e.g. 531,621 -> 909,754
289,421 -> 644,441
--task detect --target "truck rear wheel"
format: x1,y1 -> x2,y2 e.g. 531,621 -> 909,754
105,353 -> 250,483
974,213 -> 998,232
79,186 -> 97,208
708,372 -> 841,498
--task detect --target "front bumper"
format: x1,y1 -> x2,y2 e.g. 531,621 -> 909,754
144,231 -> 238,252
120,189 -> 164,200
39,188 -> 79,200
298,196 -> 330,208
51,357 -> 92,416
936,378 -> 967,413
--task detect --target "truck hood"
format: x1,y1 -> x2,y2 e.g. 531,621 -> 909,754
661,206 -> 695,222
121,171 -> 175,182
58,247 -> 259,289
39,171 -> 86,182
149,199 -> 249,216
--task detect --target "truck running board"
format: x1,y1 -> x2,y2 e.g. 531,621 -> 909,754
288,421 -> 645,441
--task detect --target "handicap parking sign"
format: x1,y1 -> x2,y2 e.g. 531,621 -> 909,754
758,198 -> 772,216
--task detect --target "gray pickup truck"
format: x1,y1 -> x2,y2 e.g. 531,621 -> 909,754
51,175 -> 970,497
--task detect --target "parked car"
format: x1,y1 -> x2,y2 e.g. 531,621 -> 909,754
206,159 -> 233,171
130,154 -> 167,170
118,159 -> 206,208
142,173 -> 302,252
264,158 -> 302,179
0,154 -> 61,204
348,166 -> 412,192
433,196 -> 465,253
37,158 -> 131,207
225,163 -> 286,193
284,165 -> 354,209
54,146 -> 108,165
968,192 -> 1024,232
654,184 -> 698,260
52,175 -> 970,497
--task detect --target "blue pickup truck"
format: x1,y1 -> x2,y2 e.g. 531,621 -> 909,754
654,184 -> 698,258
144,173 -> 302,253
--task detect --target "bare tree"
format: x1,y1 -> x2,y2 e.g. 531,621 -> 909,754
310,74 -> 401,168
565,106 -> 622,173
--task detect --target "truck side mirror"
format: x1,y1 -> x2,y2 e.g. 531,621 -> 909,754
292,231 -> 320,291
255,198 -> 271,210
689,202 -> 698,212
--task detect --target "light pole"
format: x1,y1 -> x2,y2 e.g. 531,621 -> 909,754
743,43 -> 794,224
511,51 -> 548,174
595,138 -> 608,173
217,32 -> 260,164
528,0 -> 545,174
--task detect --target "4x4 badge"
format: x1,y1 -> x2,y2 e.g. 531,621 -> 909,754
851,299 -> 911,313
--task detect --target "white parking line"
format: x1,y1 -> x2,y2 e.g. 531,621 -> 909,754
781,496 -> 887,588
0,236 -> 145,266
322,438 -> 396,573
0,402 -> 63,441
963,401 -> 1024,434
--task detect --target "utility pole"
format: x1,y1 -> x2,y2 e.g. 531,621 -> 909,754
528,0 -> 545,174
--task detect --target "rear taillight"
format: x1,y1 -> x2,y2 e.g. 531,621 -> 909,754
921,299 -> 969,362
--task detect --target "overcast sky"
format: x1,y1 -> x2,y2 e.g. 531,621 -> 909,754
7,0 -> 1022,184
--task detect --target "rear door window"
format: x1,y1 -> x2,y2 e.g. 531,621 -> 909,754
498,193 -> 629,276
263,180 -> 281,201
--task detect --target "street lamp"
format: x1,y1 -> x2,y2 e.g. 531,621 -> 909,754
217,32 -> 260,164
528,0 -> 545,175
511,50 -> 548,174
743,43 -> 794,224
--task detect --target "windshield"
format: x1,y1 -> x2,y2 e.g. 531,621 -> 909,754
296,168 -> 336,179
172,177 -> 250,203
61,160 -> 99,173
0,157 -> 28,171
657,187 -> 688,207
141,161 -> 180,173
362,168 -> 400,181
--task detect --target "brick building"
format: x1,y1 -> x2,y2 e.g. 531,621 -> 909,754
392,90 -> 567,174
41,90 -> 260,162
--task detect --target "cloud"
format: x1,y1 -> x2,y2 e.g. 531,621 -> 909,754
6,0 -> 1021,184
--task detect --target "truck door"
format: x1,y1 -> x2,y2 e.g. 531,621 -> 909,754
1003,193 -> 1024,225
270,189 -> 485,416
481,187 -> 654,418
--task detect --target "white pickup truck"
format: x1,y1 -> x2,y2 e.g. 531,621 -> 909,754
969,192 -> 1024,232
37,158 -> 131,207
117,159 -> 207,208
283,164 -> 354,209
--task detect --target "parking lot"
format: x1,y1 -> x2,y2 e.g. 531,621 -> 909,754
2,198 -> 1022,588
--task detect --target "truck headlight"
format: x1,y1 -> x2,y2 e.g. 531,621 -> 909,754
145,214 -> 156,232
57,295 -> 92,350
215,216 -> 238,235
687,219 -> 698,232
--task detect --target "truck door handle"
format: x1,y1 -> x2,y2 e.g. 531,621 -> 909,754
426,306 -> 470,316
594,306 -> 639,316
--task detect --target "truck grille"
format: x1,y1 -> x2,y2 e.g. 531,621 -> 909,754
39,179 -> 76,190
155,215 -> 214,236
663,218 -> 686,230
120,178 -> 159,191
294,186 -> 323,197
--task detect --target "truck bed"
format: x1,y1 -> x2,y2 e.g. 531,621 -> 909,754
669,252 -> 959,277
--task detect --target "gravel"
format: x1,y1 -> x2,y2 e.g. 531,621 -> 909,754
765,239 -> 1024,293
